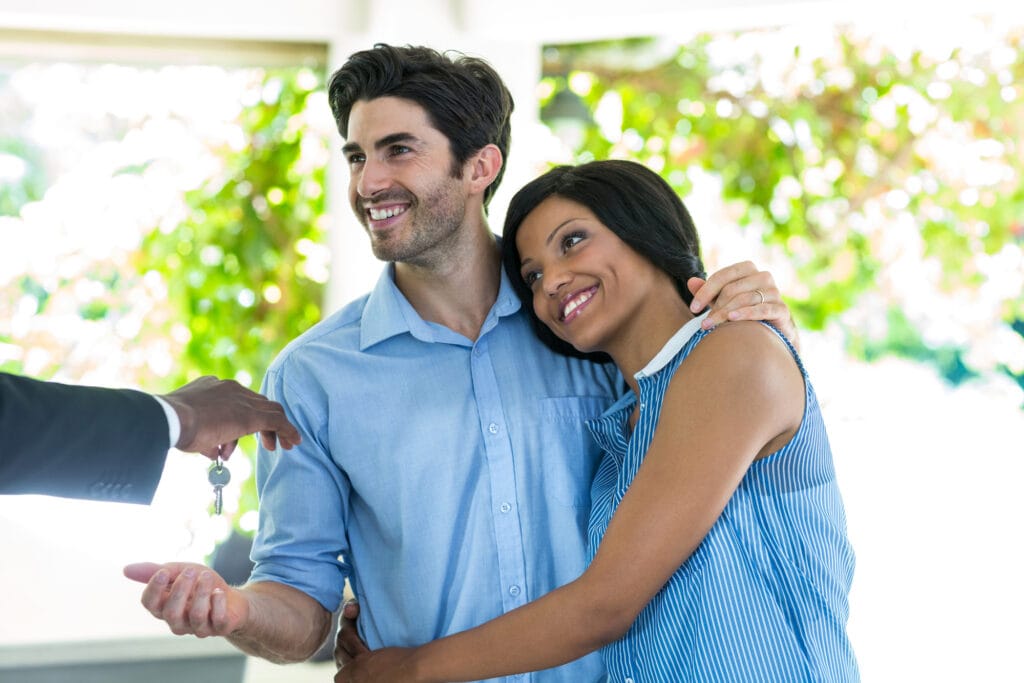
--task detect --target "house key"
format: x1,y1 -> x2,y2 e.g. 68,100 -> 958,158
208,455 -> 231,515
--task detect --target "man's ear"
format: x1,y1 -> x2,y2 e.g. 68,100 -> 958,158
465,144 -> 503,195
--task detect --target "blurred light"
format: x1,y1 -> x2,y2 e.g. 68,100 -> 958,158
0,153 -> 27,182
267,186 -> 285,205
200,244 -> 224,266
237,288 -> 256,307
262,283 -> 282,304
927,81 -> 953,100
240,510 -> 260,533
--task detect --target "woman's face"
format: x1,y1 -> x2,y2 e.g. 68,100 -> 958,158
514,195 -> 673,354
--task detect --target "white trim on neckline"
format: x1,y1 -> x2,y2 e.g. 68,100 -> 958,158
634,311 -> 710,380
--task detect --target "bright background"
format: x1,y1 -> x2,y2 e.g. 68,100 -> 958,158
1,1 -> 1023,681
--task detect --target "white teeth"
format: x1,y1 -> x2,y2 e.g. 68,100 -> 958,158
368,206 -> 407,220
562,290 -> 594,319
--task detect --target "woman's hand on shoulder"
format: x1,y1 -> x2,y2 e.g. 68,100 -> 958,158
687,262 -> 800,351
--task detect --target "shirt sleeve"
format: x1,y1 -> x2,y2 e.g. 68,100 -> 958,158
248,364 -> 352,613
151,395 -> 179,448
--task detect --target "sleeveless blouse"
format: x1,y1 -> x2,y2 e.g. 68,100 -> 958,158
586,317 -> 858,682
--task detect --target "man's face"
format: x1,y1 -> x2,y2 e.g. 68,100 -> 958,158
342,96 -> 468,265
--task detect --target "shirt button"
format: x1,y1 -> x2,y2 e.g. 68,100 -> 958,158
500,502 -> 512,513
509,585 -> 521,596
625,678 -> 635,683
488,422 -> 499,434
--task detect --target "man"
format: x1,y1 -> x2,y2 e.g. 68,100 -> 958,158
126,44 -> 795,680
0,373 -> 301,503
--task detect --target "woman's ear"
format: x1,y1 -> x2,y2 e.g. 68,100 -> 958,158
465,144 -> 503,195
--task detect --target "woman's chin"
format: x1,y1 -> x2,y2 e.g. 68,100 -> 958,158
558,333 -> 598,355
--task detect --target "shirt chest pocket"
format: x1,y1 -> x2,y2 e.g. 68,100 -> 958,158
533,396 -> 613,508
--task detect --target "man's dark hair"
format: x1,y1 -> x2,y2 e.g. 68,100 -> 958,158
502,159 -> 706,360
328,43 -> 514,209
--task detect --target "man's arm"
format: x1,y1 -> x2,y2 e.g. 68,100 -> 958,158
124,562 -> 331,663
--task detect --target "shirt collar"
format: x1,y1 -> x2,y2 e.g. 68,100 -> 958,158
359,259 -> 523,351
634,311 -> 710,380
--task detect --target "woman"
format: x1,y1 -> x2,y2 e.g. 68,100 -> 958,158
341,160 -> 857,682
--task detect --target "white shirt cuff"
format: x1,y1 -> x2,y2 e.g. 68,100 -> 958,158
152,395 -> 181,449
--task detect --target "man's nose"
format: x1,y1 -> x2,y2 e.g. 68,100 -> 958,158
356,158 -> 391,198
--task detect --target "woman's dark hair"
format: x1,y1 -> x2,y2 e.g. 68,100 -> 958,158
328,43 -> 513,209
502,159 -> 706,360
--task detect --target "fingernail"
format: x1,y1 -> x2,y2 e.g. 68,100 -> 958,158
701,319 -> 713,330
690,300 -> 702,312
183,568 -> 196,579
154,570 -> 169,585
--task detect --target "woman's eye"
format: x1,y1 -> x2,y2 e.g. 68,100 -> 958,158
561,232 -> 585,252
523,271 -> 541,287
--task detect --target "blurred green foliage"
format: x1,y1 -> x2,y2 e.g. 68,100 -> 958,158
138,68 -> 328,522
0,139 -> 46,217
541,29 -> 1024,392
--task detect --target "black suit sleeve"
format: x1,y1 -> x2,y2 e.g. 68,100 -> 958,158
0,372 -> 170,504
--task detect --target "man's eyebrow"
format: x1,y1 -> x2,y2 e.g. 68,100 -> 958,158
342,132 -> 420,156
374,132 -> 420,149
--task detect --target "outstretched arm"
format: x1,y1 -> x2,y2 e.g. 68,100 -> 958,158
687,261 -> 800,350
124,562 -> 330,663
337,322 -> 804,683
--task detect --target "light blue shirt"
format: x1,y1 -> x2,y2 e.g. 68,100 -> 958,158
251,262 -> 622,682
587,319 -> 857,682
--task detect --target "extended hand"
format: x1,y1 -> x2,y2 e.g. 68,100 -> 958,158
335,647 -> 418,683
159,376 -> 301,458
124,562 -> 249,638
688,261 -> 800,350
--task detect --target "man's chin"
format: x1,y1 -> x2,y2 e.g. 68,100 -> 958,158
369,241 -> 406,264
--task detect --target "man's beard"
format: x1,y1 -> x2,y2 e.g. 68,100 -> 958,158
363,185 -> 467,267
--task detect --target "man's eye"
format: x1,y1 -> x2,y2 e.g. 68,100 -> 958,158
389,145 -> 411,156
347,153 -> 365,165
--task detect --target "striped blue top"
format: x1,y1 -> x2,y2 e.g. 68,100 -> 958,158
586,317 -> 858,682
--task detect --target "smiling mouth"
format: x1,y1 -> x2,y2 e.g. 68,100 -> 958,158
367,205 -> 408,221
560,286 -> 598,322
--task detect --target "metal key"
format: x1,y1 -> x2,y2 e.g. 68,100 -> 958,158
208,455 -> 231,515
